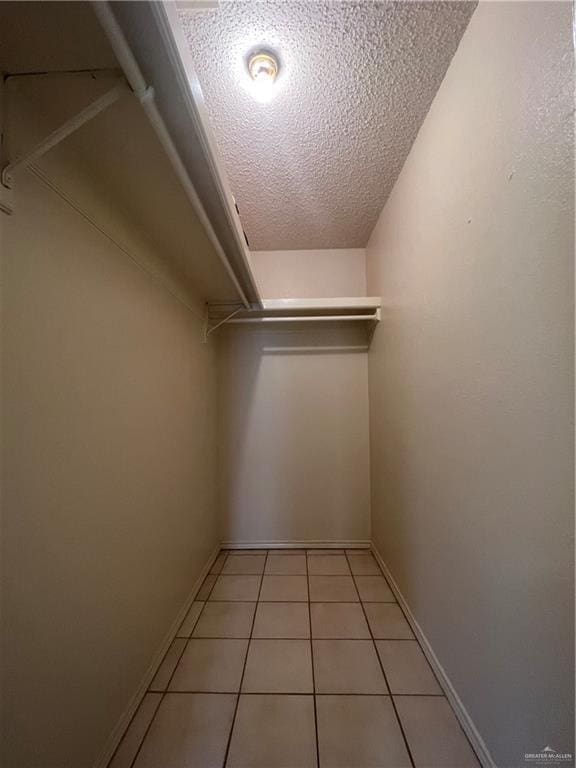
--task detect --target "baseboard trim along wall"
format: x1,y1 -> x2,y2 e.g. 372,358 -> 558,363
221,539 -> 372,549
370,544 -> 497,768
93,544 -> 222,768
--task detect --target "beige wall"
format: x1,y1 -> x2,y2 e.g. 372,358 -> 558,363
1,165 -> 219,768
220,247 -> 370,545
218,325 -> 371,545
366,3 -> 574,766
250,248 -> 366,298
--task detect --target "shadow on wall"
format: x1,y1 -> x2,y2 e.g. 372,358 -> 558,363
216,324 -> 372,544
368,309 -> 426,599
258,322 -> 370,355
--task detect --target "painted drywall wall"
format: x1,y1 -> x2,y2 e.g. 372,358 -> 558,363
250,248 -> 366,298
218,325 -> 371,544
1,139 -> 219,767
366,2 -> 574,766
220,246 -> 371,544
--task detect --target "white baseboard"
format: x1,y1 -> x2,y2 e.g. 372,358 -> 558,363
370,544 -> 496,768
93,543 -> 221,768
221,539 -> 371,549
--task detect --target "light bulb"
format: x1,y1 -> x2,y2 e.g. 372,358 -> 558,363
248,52 -> 278,84
245,51 -> 279,103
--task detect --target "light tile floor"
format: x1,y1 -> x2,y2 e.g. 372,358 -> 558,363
109,548 -> 481,768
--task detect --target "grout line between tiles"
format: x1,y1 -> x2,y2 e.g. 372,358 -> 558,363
215,571 -> 266,576
126,550 -> 229,768
207,598 -> 394,603
208,598 -> 304,603
196,599 -> 258,604
222,550 -> 268,767
181,635 -> 422,641
106,689 -> 163,768
370,554 -> 483,763
344,551 -> 417,768
156,690 -> 445,697
364,563 -> 448,696
306,548 -> 321,768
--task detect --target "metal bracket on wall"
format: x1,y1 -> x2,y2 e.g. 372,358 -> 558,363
201,300 -> 382,343
0,79 -> 127,214
202,305 -> 244,343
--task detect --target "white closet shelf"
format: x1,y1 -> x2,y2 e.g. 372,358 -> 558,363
206,297 -> 382,335
94,1 -> 262,308
257,298 -> 381,313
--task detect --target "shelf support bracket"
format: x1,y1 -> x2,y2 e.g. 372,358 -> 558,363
203,306 -> 244,343
1,79 -> 127,213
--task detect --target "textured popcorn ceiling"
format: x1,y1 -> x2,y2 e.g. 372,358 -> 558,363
181,1 -> 476,250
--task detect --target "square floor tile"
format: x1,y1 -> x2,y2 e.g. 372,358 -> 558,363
197,574 -> 217,600
242,639 -> 313,693
347,554 -> 382,576
355,576 -> 395,602
110,692 -> 161,768
210,552 -> 227,574
308,554 -> 350,575
227,694 -> 316,768
223,554 -> 266,575
210,575 -> 261,601
311,603 -> 370,638
316,695 -> 411,768
309,575 -> 358,602
364,604 -> 413,639
376,641 -> 442,694
193,602 -> 255,638
134,693 -> 236,768
177,601 -> 204,637
253,602 -> 310,638
265,554 -> 307,575
313,640 -> 387,693
149,639 -> 186,691
259,575 -> 308,601
169,638 -> 248,692
394,696 -> 480,767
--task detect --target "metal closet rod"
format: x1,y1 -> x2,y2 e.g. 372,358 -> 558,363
29,164 -> 204,320
91,2 -> 251,310
4,67 -> 122,81
228,313 -> 379,324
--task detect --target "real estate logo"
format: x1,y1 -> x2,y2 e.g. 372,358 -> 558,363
525,746 -> 573,765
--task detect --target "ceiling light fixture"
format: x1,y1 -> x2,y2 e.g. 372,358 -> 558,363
244,50 -> 280,103
248,52 -> 278,84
